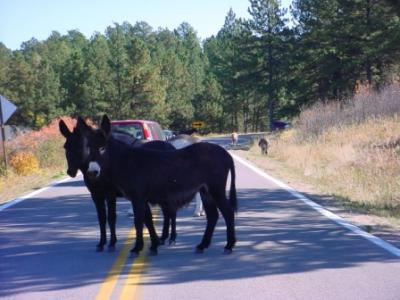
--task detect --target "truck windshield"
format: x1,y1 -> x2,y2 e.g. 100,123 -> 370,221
111,123 -> 143,139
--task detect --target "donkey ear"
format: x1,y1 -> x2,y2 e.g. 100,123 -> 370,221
77,116 -> 91,134
59,120 -> 71,138
100,115 -> 111,136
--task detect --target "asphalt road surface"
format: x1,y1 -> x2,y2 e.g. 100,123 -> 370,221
1,136 -> 400,300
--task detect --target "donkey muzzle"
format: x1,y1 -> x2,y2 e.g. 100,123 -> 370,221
87,162 -> 101,179
67,168 -> 78,178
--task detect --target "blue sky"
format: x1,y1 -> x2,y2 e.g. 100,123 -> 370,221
0,0 -> 292,50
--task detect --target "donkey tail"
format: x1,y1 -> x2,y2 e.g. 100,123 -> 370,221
229,156 -> 238,212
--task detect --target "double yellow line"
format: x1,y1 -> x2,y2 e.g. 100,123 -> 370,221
95,228 -> 149,300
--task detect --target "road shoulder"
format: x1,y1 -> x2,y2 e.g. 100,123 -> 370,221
232,149 -> 400,251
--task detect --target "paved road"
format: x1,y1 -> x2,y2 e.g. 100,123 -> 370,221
205,132 -> 263,148
1,137 -> 400,300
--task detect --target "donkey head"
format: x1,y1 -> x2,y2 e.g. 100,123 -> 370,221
59,117 -> 93,177
85,115 -> 112,180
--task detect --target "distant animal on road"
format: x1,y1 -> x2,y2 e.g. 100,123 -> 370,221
258,137 -> 268,155
85,115 -> 237,255
231,132 -> 238,146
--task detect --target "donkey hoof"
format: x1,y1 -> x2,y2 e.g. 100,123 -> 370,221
96,245 -> 104,252
108,245 -> 116,252
149,248 -> 158,256
169,239 -> 176,246
130,247 -> 142,255
223,248 -> 233,255
195,247 -> 204,254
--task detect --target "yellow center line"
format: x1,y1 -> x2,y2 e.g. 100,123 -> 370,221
118,235 -> 150,300
95,210 -> 158,300
95,227 -> 136,300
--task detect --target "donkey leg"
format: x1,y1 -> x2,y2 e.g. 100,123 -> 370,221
159,206 -> 170,245
130,200 -> 145,254
169,210 -> 177,246
196,193 -> 219,253
216,198 -> 236,254
93,195 -> 107,252
144,203 -> 159,255
106,196 -> 117,251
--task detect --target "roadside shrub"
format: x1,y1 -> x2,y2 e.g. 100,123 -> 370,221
0,117 -> 76,176
9,151 -> 39,175
36,136 -> 65,169
352,84 -> 400,121
295,101 -> 343,140
295,83 -> 400,141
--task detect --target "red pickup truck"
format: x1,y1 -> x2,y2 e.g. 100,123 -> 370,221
111,120 -> 166,141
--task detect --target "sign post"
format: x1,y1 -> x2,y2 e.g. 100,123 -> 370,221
0,95 -> 17,171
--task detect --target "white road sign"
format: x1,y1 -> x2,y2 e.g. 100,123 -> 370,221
0,95 -> 17,124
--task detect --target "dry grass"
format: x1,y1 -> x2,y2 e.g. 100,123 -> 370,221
296,84 -> 400,140
0,168 -> 66,204
266,116 -> 400,218
268,83 -> 400,218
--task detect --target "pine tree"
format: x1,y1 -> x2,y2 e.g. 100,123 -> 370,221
0,43 -> 12,97
82,33 -> 112,119
247,0 -> 289,130
105,23 -> 129,119
125,36 -> 167,122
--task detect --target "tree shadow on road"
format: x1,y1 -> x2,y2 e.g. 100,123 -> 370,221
138,188 -> 399,285
0,186 -> 398,297
0,187 -> 133,298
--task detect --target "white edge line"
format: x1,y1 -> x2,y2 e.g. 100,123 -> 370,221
230,152 -> 400,258
0,176 -> 74,212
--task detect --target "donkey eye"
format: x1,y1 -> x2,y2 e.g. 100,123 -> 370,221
99,147 -> 106,155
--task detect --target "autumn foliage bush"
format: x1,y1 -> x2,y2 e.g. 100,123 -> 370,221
0,116 -> 76,178
9,151 -> 39,175
0,116 -> 78,202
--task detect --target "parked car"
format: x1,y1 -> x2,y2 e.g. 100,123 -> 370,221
272,120 -> 291,130
111,119 -> 166,141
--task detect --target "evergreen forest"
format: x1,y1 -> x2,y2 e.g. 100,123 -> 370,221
0,0 -> 399,132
